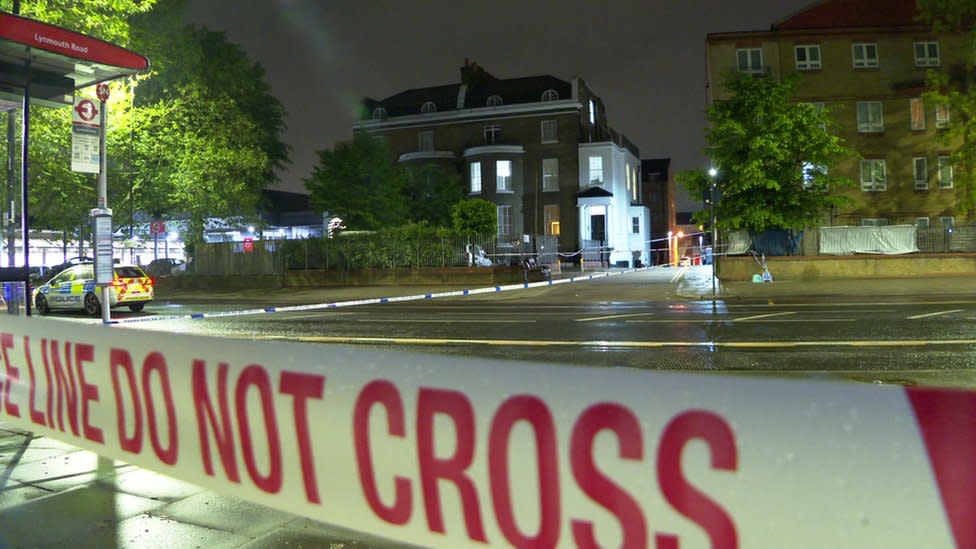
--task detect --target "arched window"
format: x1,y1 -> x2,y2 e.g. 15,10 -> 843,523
420,101 -> 437,113
486,95 -> 503,107
372,107 -> 387,120
541,89 -> 559,101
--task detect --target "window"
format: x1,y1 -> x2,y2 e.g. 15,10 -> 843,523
939,156 -> 953,188
737,48 -> 763,74
805,102 -> 827,130
418,130 -> 434,152
589,100 -> 596,125
914,41 -> 940,67
588,156 -> 603,185
861,218 -> 888,226
484,124 -> 501,144
470,161 -> 482,194
914,156 -> 928,190
936,104 -> 950,128
496,160 -> 512,192
372,107 -> 387,120
632,217 -> 640,234
940,216 -> 955,231
802,162 -> 827,188
497,205 -> 512,238
486,95 -> 503,107
916,217 -> 930,230
860,159 -> 886,191
852,43 -> 879,68
541,89 -> 559,101
542,158 -> 559,191
910,98 -> 926,130
856,101 -> 883,132
795,45 -> 821,70
420,101 -> 437,113
544,205 -> 560,236
541,120 -> 557,143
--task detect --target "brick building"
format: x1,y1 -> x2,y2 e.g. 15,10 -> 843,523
354,61 -> 650,266
706,0 -> 967,230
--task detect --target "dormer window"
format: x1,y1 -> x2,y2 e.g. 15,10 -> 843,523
541,89 -> 559,101
371,107 -> 387,120
420,101 -> 437,114
486,95 -> 503,107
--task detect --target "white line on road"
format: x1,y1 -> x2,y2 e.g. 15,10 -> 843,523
669,268 -> 686,283
355,319 -> 536,324
906,309 -> 965,320
733,311 -> 796,322
625,318 -> 854,323
259,335 -> 976,349
576,312 -> 656,322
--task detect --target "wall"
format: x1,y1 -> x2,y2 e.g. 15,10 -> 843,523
717,253 -> 976,281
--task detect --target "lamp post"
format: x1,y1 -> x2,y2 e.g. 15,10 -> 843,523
708,168 -> 718,304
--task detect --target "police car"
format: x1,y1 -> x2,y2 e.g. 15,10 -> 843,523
33,263 -> 154,315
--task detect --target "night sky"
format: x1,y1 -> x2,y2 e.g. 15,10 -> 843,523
186,0 -> 813,207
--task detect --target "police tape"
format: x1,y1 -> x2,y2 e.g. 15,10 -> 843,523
0,315 -> 973,548
115,267 -> 647,324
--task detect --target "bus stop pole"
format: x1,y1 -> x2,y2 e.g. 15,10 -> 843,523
97,95 -> 111,324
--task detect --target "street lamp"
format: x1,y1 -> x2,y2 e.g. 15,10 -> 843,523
707,168 -> 718,304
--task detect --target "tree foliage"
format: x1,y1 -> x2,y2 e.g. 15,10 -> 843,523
304,133 -> 408,230
680,73 -> 855,232
403,163 -> 464,227
919,0 -> 976,216
2,0 -> 289,252
452,198 -> 497,236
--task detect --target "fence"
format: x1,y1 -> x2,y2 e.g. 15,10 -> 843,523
725,224 -> 976,257
192,232 -> 561,275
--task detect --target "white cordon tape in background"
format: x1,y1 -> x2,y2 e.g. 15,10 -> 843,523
0,316 -> 973,548
116,267 -> 646,324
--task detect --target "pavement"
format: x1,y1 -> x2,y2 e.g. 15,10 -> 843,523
2,266 -> 975,548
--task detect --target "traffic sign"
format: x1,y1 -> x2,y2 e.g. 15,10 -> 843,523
72,98 -> 98,124
96,83 -> 110,102
150,220 -> 165,235
243,236 -> 254,253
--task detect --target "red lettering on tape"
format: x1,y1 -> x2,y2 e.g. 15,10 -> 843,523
280,371 -> 326,505
46,340 -> 79,436
907,387 -> 976,549
570,403 -> 647,549
417,388 -> 486,542
192,360 -> 241,483
111,348 -> 143,453
235,365 -> 283,494
656,411 -> 738,549
1,333 -> 21,418
354,380 -> 412,525
74,343 -> 103,444
142,352 -> 178,465
25,336 -> 46,427
488,395 -> 560,549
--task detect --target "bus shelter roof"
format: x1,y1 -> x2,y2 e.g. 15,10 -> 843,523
0,11 -> 149,110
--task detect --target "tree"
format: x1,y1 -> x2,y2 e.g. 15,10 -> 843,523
918,0 -> 976,216
304,132 -> 408,230
679,73 -> 855,232
1,1 -> 289,253
452,199 -> 496,236
403,163 -> 464,227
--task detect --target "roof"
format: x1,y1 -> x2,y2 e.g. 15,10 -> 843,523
0,12 -> 149,108
774,0 -> 923,30
576,187 -> 614,198
641,158 -> 670,181
362,61 -> 571,119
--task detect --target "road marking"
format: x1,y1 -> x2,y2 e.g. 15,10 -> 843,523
625,318 -> 853,323
257,335 -> 976,349
733,311 -> 796,322
576,312 -> 655,322
669,268 -> 686,283
356,319 -> 536,324
906,309 -> 965,320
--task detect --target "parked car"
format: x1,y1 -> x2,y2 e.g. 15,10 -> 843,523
47,256 -> 93,278
33,264 -> 154,315
144,258 -> 186,278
